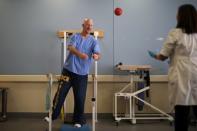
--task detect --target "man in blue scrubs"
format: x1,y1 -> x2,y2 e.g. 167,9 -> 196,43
45,18 -> 101,128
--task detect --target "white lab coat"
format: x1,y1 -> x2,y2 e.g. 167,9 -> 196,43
160,28 -> 197,109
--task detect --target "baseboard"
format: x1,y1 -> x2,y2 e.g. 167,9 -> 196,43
0,75 -> 168,82
6,112 -> 114,119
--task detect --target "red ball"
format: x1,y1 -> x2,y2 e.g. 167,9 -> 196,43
114,7 -> 123,16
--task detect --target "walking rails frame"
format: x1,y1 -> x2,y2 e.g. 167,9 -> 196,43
114,65 -> 173,125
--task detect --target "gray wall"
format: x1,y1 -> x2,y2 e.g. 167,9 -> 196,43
0,0 -> 196,75
114,0 -> 197,74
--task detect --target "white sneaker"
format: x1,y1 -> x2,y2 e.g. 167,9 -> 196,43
44,116 -> 50,123
74,123 -> 81,128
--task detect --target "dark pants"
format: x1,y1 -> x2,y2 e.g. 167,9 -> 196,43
175,105 -> 197,131
52,68 -> 88,124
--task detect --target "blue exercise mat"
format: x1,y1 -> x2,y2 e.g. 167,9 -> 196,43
60,124 -> 91,131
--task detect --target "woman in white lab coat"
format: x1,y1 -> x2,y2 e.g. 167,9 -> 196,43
149,4 -> 197,131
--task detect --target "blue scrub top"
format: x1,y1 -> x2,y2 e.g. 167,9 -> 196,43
64,33 -> 100,75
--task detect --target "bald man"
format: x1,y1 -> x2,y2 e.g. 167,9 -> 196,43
45,19 -> 100,128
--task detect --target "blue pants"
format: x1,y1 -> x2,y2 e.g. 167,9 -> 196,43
52,68 -> 88,125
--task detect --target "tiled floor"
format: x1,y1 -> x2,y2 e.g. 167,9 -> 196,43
0,117 -> 196,131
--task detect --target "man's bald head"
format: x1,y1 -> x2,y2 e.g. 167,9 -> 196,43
83,18 -> 93,25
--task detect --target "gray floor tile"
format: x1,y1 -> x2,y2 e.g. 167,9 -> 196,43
0,118 -> 196,131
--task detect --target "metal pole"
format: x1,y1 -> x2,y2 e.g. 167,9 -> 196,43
94,31 -> 99,122
92,31 -> 99,131
48,73 -> 53,131
2,89 -> 8,119
92,60 -> 98,131
94,61 -> 98,122
61,31 -> 67,121
63,31 -> 67,65
92,93 -> 96,131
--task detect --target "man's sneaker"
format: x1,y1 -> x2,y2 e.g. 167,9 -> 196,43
0,116 -> 7,122
44,116 -> 50,123
74,123 -> 81,128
